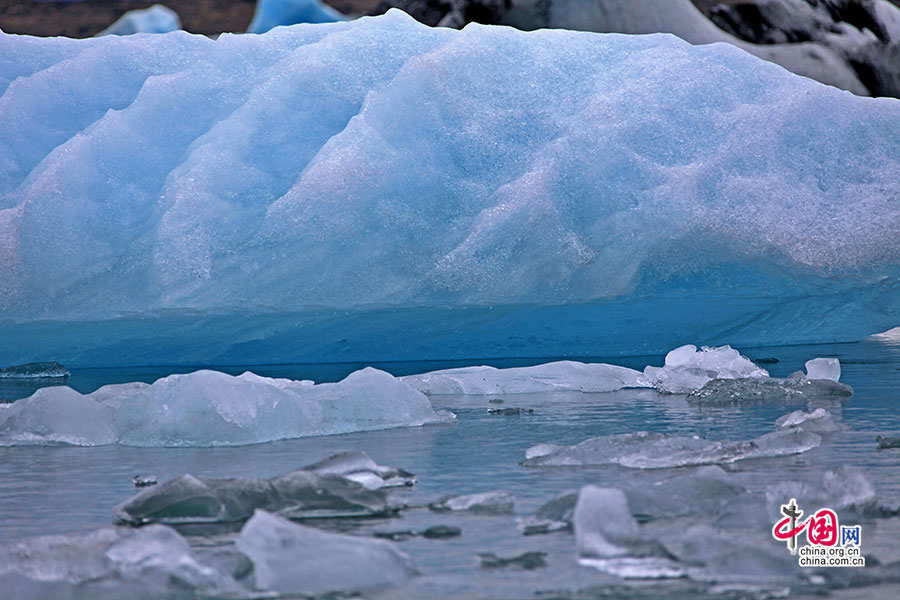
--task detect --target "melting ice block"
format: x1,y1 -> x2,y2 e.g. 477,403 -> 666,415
96,4 -> 181,36
236,510 -> 416,596
805,357 -> 841,382
403,361 -> 643,395
642,345 -> 769,394
0,368 -> 449,446
775,408 -> 845,433
2,11 -> 900,368
114,451 -> 406,524
0,525 -> 243,600
523,428 -> 821,469
429,491 -> 515,514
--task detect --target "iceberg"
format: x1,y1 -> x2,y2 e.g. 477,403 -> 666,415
641,345 -> 769,394
96,4 -> 181,37
114,451 -> 406,525
522,428 -> 821,469
2,12 -> 900,367
248,0 -> 344,34
403,361 -> 643,395
0,367 -> 449,446
0,525 -> 244,600
236,509 -> 416,596
0,361 -> 69,379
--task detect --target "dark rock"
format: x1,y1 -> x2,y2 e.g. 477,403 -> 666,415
876,434 -> 900,449
422,525 -> 462,539
488,398 -> 504,404
488,407 -> 534,415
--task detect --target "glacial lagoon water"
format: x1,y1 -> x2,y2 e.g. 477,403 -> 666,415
1,338 -> 899,599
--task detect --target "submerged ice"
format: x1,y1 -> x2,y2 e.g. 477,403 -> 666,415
1,11 -> 899,367
0,368 -> 448,446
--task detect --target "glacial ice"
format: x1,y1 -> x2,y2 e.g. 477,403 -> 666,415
0,525 -> 244,600
114,451 -> 408,524
236,509 -> 416,596
522,428 -> 821,469
574,486 -> 684,579
805,357 -> 841,381
0,361 -> 69,379
775,408 -> 845,433
765,465 -> 877,516
403,361 -> 643,395
0,368 -> 449,446
248,0 -> 344,34
429,491 -> 515,514
687,373 -> 853,405
2,11 -> 900,367
96,4 -> 181,36
642,345 -> 769,394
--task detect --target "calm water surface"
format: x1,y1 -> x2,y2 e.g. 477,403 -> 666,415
1,339 -> 899,598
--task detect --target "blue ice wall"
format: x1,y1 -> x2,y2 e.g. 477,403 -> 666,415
1,11 -> 898,366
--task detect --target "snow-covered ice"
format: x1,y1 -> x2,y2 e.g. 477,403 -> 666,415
0,368 -> 449,446
96,4 -> 181,36
403,361 -> 643,395
114,451 -> 404,524
522,428 -> 821,469
2,11 -> 899,367
236,509 -> 416,596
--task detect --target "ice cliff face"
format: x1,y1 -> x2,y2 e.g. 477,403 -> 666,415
1,11 -> 899,366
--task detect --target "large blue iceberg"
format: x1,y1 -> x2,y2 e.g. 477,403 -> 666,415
1,11 -> 899,367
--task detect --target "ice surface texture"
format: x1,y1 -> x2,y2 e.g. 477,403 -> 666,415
0,367 -> 448,446
1,11 -> 900,367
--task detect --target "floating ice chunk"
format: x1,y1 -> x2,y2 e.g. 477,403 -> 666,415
687,376 -> 853,405
96,4 -> 181,36
626,466 -> 747,521
114,452 -> 406,524
0,362 -> 69,379
402,361 -> 644,395
248,0 -> 344,33
575,486 -> 683,578
877,434 -> 900,449
302,450 -> 416,488
805,357 -> 841,382
0,368 -> 448,447
765,466 -> 876,515
775,408 -> 845,433
523,428 -> 821,469
236,510 -> 416,596
642,346 -> 768,394
518,491 -> 577,535
3,12 -> 900,368
0,525 -> 243,600
429,491 -> 515,515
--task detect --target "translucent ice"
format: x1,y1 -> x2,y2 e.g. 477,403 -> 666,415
114,451 -> 406,524
805,357 -> 841,381
236,510 -> 416,596
0,525 -> 243,600
522,428 -> 821,469
2,12 -> 900,367
642,346 -> 768,394
775,408 -> 845,433
96,4 -> 181,36
248,0 -> 344,34
0,368 -> 448,446
574,486 -> 683,578
403,361 -> 643,395
429,491 -> 515,515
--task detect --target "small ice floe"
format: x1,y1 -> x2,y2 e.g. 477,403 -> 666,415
236,510 -> 416,597
0,368 -> 450,447
523,428 -> 821,469
518,491 -> 578,535
487,407 -> 533,415
876,435 -> 900,449
0,361 -> 69,379
0,525 -> 243,600
479,551 -> 547,570
114,451 -> 411,525
429,491 -> 515,515
641,345 -> 768,394
775,408 -> 846,434
765,465 -> 878,517
805,357 -> 841,382
402,361 -> 644,395
132,474 -> 157,488
575,486 -> 684,579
